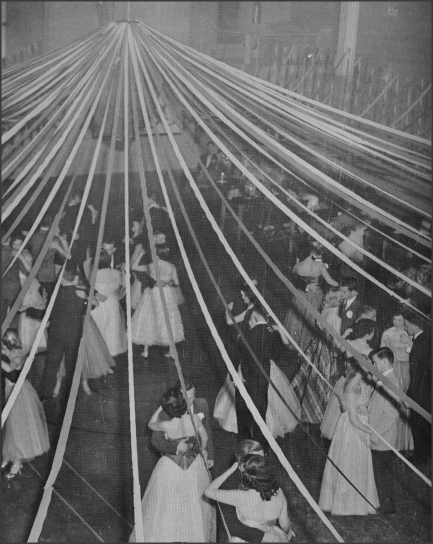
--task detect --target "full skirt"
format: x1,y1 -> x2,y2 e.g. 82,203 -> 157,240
282,289 -> 323,353
292,337 -> 341,424
130,285 -> 185,347
2,380 -> 50,463
319,412 -> 379,515
129,455 -> 216,542
91,296 -> 127,356
320,376 -> 345,440
213,361 -> 300,438
57,317 -> 115,382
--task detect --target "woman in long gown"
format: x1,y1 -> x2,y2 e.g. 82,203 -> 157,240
217,440 -> 268,542
205,454 -> 294,542
2,329 -> 49,479
319,358 -> 379,516
213,359 -> 301,439
320,319 -> 376,441
130,244 -> 184,359
126,222 -> 151,310
380,310 -> 413,452
129,388 -> 216,542
216,281 -> 300,438
53,313 -> 115,396
17,277 -> 48,355
291,287 -> 343,424
90,250 -> 127,357
283,245 -> 339,353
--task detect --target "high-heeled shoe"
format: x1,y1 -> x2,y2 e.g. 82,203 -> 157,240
165,351 -> 175,359
1,459 -> 9,470
5,462 -> 22,479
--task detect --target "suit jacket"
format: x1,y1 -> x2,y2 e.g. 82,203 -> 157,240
406,331 -> 431,412
369,369 -> 401,451
61,203 -> 93,239
151,397 -> 214,461
339,296 -> 363,334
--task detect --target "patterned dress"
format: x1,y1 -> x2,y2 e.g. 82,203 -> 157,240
283,275 -> 324,353
291,306 -> 342,424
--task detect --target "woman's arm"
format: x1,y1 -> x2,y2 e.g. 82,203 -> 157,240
52,237 -> 71,260
345,382 -> 372,434
130,246 -> 144,269
2,359 -> 13,372
271,324 -> 290,345
8,350 -> 25,371
380,330 -> 390,348
277,492 -> 291,534
170,265 -> 179,287
347,403 -> 372,434
18,250 -> 33,273
226,303 -> 249,325
204,462 -> 239,500
132,263 -> 150,273
320,264 -> 339,286
148,406 -> 164,431
197,417 -> 208,451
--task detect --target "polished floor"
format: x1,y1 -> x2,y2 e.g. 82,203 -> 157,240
2,219 -> 431,543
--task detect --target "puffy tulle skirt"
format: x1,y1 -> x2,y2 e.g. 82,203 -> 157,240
91,296 -> 127,357
319,412 -> 379,515
129,455 -> 216,542
130,286 -> 185,347
213,361 -> 300,438
2,380 -> 50,463
57,317 -> 115,382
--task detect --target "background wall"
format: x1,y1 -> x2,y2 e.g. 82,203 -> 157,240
3,2 -> 431,82
357,2 -> 431,79
4,1 -> 46,54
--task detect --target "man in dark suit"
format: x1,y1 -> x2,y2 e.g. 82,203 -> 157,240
234,304 -> 285,453
151,378 -> 214,469
41,260 -> 97,414
403,309 -> 431,467
60,190 -> 96,264
369,347 -> 401,515
339,277 -> 363,335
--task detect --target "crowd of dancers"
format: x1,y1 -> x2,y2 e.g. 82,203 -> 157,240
1,176 -> 431,541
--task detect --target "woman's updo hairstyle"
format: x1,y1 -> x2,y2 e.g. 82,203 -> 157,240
235,439 -> 264,463
239,454 -> 279,501
2,328 -> 22,351
161,387 -> 187,419
346,318 -> 376,341
240,280 -> 259,307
